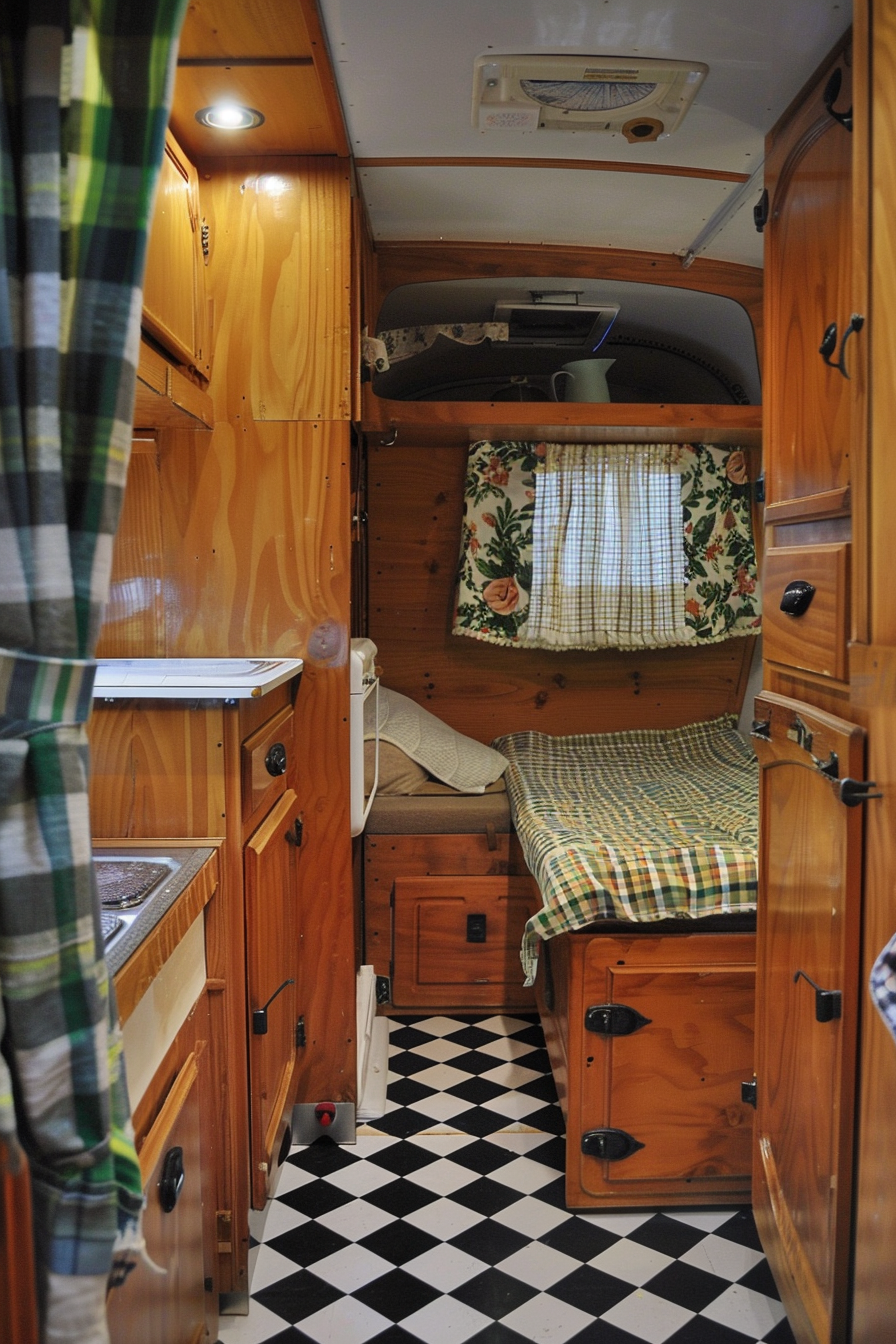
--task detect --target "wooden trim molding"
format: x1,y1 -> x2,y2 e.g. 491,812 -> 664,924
356,157 -> 751,184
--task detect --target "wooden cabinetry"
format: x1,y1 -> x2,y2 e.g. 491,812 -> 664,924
763,42 -> 855,523
751,694 -> 863,1344
537,927 -> 756,1209
245,787 -> 302,1208
392,874 -> 539,1009
142,131 -> 208,374
107,1051 -> 208,1344
88,678 -> 303,1294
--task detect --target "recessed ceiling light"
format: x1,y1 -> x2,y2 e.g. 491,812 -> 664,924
195,103 -> 265,131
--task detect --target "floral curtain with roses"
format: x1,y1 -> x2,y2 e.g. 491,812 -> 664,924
452,440 -> 760,651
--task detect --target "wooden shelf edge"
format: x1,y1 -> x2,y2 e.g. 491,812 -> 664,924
361,395 -> 762,447
135,338 -> 214,431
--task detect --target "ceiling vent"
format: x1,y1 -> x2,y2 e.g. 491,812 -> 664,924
472,54 -> 707,140
493,299 -> 619,347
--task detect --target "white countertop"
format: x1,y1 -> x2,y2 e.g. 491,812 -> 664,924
93,657 -> 303,699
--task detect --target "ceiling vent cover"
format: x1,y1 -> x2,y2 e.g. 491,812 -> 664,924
473,54 -> 707,140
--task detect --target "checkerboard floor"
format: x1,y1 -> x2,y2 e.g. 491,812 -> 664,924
218,1014 -> 796,1344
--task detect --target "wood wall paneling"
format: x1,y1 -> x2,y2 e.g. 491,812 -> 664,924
198,157 -> 352,423
370,243 -> 764,355
367,443 -> 757,741
763,50 -> 853,513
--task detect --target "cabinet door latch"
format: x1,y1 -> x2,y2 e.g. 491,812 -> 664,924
741,1080 -> 757,1108
253,978 -> 295,1034
285,817 -> 304,846
581,1128 -> 645,1162
839,778 -> 882,807
585,1003 -> 652,1037
793,969 -> 842,1023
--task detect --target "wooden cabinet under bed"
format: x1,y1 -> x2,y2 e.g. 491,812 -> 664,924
537,924 -> 756,1209
365,826 -> 540,1011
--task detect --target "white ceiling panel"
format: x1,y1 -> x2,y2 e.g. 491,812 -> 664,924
357,164 -> 764,266
318,0 -> 850,256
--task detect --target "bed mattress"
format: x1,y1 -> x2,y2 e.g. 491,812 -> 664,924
493,716 -> 759,983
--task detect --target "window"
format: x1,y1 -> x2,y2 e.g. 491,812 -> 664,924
452,440 -> 760,651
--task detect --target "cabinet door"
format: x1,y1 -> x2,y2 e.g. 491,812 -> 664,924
245,788 -> 301,1209
142,132 -> 206,371
107,1054 -> 206,1344
751,692 -> 863,1344
764,55 -> 853,517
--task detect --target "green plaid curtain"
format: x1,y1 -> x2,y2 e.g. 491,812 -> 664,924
0,1 -> 186,1339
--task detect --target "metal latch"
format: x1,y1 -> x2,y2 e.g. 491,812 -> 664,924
839,778 -> 882,807
581,1128 -> 645,1162
741,1080 -> 757,1108
253,978 -> 294,1034
793,969 -> 842,1023
585,1003 -> 652,1037
375,976 -> 391,1005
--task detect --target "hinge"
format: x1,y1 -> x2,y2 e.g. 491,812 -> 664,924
581,1128 -> 645,1161
741,1079 -> 757,1108
295,1016 -> 306,1047
585,1003 -> 652,1037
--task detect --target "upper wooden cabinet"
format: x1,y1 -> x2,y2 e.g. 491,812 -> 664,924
142,131 -> 209,376
764,47 -> 855,521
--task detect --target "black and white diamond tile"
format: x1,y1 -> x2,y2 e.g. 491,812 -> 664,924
219,1014 -> 797,1344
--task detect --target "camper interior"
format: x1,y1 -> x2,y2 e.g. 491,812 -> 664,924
5,1 -> 896,1343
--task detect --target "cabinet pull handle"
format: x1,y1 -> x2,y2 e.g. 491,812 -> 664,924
253,978 -> 295,1034
753,187 -> 769,233
159,1146 -> 185,1213
265,742 -> 287,776
779,579 -> 816,616
820,313 -> 864,378
794,969 -> 842,1023
823,67 -> 852,132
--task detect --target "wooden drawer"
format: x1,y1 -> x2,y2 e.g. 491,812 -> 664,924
241,705 -> 294,830
762,543 -> 850,680
392,875 -> 539,1009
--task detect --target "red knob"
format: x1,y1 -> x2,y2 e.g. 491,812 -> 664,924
315,1102 -> 336,1128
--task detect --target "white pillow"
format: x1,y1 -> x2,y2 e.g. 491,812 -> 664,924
370,687 -> 507,793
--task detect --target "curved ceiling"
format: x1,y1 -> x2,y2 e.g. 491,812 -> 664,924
317,0 -> 852,265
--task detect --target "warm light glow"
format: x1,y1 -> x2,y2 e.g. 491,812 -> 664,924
195,103 -> 264,131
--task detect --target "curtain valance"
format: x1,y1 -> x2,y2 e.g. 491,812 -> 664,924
452,440 -> 761,651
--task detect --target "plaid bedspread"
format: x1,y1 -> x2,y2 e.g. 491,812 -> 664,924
492,717 -> 759,984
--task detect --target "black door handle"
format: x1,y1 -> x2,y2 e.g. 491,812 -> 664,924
794,969 -> 841,1022
159,1146 -> 185,1213
823,67 -> 852,132
780,580 -> 816,616
820,314 -> 864,378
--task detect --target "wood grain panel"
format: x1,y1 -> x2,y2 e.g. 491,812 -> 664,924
96,444 -> 166,658
764,49 -> 853,512
762,543 -> 850,681
142,134 -> 205,369
1,1150 -> 37,1344
850,646 -> 896,1344
392,875 -> 539,1009
752,693 -> 864,1344
362,396 -> 763,446
371,243 -> 764,354
367,443 -> 758,741
132,340 -> 214,433
88,704 -> 226,839
197,157 -> 351,422
172,66 -> 337,158
357,156 -> 751,184
364,832 -> 511,979
550,930 -> 755,1208
107,1052 -> 206,1344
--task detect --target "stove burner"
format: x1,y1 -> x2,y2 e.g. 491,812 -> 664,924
95,860 -> 170,909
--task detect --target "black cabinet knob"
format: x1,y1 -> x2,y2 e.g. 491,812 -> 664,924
159,1146 -> 185,1213
265,742 -> 287,776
